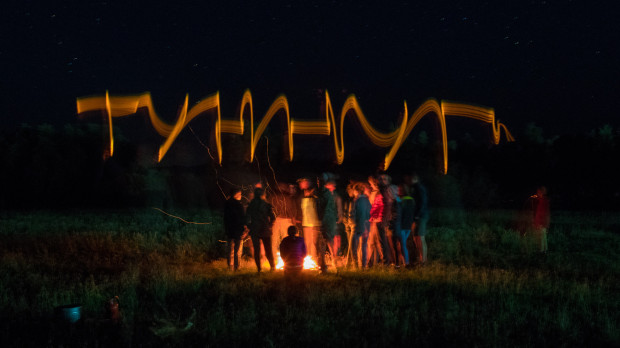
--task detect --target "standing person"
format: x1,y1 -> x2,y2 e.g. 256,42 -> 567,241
271,183 -> 297,258
224,188 -> 246,271
343,182 -> 357,267
397,184 -> 415,267
379,174 -> 399,266
532,186 -> 550,253
246,187 -> 276,272
387,184 -> 403,267
367,176 -> 384,267
297,178 -> 322,268
411,174 -> 429,265
279,225 -> 308,277
325,180 -> 345,255
350,182 -> 371,268
318,180 -> 342,267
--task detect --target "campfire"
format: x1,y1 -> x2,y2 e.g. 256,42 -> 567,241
275,252 -> 318,270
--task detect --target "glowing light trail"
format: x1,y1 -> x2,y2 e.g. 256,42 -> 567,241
77,90 -> 514,173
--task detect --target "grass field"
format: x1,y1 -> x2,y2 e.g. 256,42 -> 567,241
0,208 -> 618,346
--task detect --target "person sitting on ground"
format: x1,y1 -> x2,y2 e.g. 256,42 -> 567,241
279,225 -> 308,276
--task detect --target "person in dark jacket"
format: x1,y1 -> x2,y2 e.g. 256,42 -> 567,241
224,188 -> 246,271
397,184 -> 414,267
318,178 -> 338,271
279,225 -> 308,276
411,174 -> 429,264
379,174 -> 398,265
351,182 -> 371,268
246,187 -> 276,272
325,180 -> 344,265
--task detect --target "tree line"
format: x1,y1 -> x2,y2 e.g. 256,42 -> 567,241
1,122 -> 619,211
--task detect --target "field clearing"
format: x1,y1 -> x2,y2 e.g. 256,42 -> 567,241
0,209 -> 618,346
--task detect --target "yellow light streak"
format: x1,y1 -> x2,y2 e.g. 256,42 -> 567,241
76,90 -> 514,173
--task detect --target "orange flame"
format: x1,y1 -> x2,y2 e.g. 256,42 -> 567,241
76,90 -> 514,173
275,252 -> 318,270
275,252 -> 284,270
302,255 -> 319,270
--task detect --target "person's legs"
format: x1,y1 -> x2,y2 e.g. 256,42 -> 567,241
262,236 -> 275,270
540,227 -> 548,252
400,229 -> 410,266
316,230 -> 327,272
303,226 -> 317,261
421,236 -> 427,263
368,222 -> 383,267
251,236 -> 262,272
345,224 -> 355,266
412,236 -> 422,263
232,238 -> 241,270
377,223 -> 389,264
367,225 -> 375,267
333,235 -> 341,259
418,216 -> 428,263
360,231 -> 369,268
384,225 -> 397,265
325,236 -> 337,268
336,222 -> 345,256
350,233 -> 360,268
392,230 -> 403,266
227,237 -> 234,270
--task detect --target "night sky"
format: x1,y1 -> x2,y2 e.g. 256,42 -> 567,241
1,0 -> 618,136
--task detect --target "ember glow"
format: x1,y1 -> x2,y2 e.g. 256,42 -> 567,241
275,252 -> 318,270
77,90 -> 514,173
276,252 -> 284,269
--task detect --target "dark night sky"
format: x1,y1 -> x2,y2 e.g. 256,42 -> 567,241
1,0 -> 618,136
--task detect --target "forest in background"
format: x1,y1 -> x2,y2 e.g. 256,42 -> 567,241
1,120 -> 618,211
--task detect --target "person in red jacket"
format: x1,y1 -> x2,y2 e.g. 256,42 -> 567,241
532,186 -> 550,253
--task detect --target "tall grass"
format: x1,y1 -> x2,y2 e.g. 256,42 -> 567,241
0,208 -> 618,346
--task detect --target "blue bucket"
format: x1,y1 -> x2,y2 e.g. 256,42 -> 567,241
56,304 -> 82,323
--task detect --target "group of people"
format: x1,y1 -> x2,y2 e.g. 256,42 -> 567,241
223,172 -> 430,274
